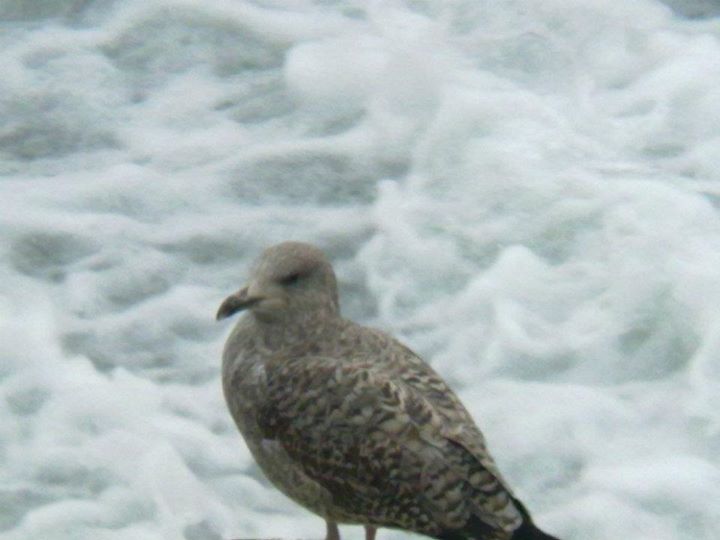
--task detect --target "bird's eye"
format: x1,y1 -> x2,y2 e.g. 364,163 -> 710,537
280,272 -> 301,286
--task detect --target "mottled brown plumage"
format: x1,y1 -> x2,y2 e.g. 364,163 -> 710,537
217,241 -> 559,540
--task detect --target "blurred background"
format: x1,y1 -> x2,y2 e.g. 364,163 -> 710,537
1,1 -> 720,539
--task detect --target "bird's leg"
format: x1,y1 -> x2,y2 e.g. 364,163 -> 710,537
325,521 -> 340,540
364,526 -> 377,540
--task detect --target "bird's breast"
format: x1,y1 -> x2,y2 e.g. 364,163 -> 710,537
222,346 -> 269,435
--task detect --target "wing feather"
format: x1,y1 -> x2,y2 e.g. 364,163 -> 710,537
258,349 -> 522,537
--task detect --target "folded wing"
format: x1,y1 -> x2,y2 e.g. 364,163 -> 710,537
258,351 -> 524,539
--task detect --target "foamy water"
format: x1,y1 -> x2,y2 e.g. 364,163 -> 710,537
1,1 -> 720,539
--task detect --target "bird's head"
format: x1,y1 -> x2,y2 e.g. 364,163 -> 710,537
216,241 -> 340,323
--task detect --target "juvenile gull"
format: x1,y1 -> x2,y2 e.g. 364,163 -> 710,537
217,241 -> 560,540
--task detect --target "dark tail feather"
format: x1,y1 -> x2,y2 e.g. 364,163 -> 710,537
435,517 -> 560,540
435,498 -> 561,540
510,519 -> 560,540
510,497 -> 561,540
435,514 -> 494,540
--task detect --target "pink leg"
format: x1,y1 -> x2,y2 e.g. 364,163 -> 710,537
326,521 -> 340,540
364,525 -> 377,540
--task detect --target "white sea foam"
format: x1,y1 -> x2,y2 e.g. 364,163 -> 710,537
1,1 -> 720,539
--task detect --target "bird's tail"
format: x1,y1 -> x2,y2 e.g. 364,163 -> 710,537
510,519 -> 560,540
510,498 -> 560,540
435,512 -> 560,540
434,498 -> 561,540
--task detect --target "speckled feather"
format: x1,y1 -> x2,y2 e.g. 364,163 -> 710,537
219,242 -> 557,540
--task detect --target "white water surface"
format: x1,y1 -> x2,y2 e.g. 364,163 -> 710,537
2,1 -> 720,539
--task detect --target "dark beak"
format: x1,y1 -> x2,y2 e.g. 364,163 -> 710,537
216,287 -> 261,320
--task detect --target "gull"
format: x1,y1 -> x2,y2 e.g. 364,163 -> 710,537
217,241 -> 560,540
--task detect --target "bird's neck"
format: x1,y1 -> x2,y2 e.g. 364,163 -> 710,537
236,309 -> 343,354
